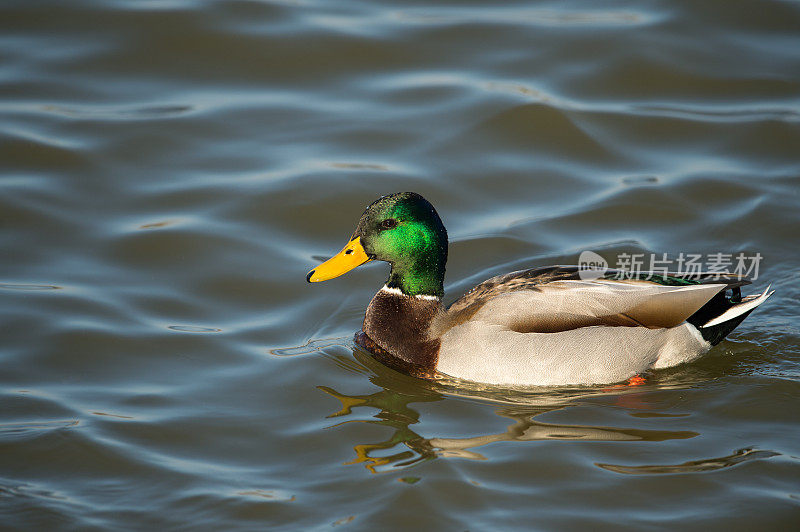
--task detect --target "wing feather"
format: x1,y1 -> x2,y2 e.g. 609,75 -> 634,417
434,265 -> 748,336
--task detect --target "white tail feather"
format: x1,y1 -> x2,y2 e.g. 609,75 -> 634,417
702,285 -> 773,328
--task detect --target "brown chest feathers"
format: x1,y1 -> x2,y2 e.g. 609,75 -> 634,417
355,288 -> 442,379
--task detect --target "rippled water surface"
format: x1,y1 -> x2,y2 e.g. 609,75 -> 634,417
2,0 -> 800,529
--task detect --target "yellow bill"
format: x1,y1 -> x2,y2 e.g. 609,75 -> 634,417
307,236 -> 372,282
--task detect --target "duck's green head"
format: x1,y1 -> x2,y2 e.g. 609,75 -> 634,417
306,192 -> 448,297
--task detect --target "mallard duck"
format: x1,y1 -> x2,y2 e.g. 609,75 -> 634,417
307,192 -> 773,386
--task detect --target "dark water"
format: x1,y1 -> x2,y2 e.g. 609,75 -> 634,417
2,0 -> 799,529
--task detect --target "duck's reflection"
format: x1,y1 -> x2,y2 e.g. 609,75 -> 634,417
318,347 -> 698,473
318,385 -> 442,473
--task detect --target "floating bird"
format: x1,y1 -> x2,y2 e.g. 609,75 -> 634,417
307,192 -> 772,386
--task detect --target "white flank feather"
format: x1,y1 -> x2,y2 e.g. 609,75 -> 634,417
437,322 -> 710,386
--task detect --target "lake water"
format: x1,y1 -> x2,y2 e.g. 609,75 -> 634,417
1,0 -> 799,529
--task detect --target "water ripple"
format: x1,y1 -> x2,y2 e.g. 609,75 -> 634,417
394,7 -> 657,27
0,283 -> 62,291
597,447 -> 781,475
2,0 -> 799,528
167,325 -> 223,333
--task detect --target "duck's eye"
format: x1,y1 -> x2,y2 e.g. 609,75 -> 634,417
379,218 -> 398,230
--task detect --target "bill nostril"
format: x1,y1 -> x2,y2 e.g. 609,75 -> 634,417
345,249 -> 353,255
